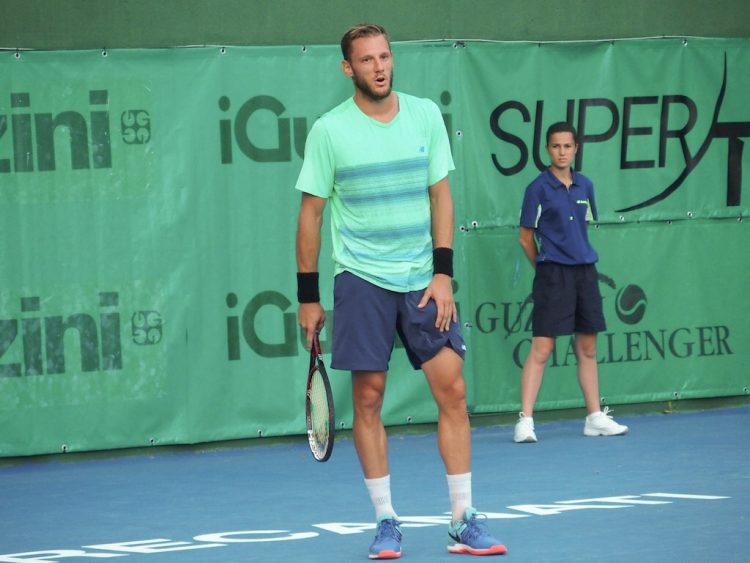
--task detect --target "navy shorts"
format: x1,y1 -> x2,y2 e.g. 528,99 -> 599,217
331,271 -> 466,371
531,262 -> 606,337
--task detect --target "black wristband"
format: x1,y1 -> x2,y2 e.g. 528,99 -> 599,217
297,272 -> 320,303
433,247 -> 453,277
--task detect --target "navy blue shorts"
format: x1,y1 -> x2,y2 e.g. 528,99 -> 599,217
331,271 -> 466,371
531,262 -> 607,337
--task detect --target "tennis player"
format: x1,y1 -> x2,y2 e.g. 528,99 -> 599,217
295,23 -> 506,559
514,122 -> 629,443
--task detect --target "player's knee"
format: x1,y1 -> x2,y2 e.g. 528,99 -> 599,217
434,375 -> 467,410
353,387 -> 384,416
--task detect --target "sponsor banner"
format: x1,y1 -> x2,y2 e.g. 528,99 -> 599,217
462,218 -> 748,412
0,39 -> 747,455
458,39 -> 750,225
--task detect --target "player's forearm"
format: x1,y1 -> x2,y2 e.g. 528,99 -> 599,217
296,223 -> 321,272
429,177 -> 455,249
296,201 -> 323,272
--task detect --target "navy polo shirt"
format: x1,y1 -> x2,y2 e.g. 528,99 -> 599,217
519,168 -> 599,265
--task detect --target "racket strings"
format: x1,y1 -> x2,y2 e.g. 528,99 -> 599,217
308,369 -> 331,453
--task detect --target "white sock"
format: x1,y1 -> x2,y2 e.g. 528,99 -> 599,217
365,475 -> 397,520
446,472 -> 472,522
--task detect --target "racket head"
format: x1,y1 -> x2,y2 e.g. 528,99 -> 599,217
305,333 -> 334,462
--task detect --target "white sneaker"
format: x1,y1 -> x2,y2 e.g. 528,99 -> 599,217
584,407 -> 629,436
513,412 -> 537,443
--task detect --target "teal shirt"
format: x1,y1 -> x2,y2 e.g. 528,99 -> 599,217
295,92 -> 455,292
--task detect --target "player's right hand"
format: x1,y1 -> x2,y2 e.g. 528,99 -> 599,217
298,302 -> 325,350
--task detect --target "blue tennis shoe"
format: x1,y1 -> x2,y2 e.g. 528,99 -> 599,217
369,515 -> 402,559
447,507 -> 507,555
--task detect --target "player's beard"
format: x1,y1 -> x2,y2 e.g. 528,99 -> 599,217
352,70 -> 394,102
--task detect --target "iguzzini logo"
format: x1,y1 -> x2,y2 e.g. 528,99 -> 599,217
217,92 -> 454,164
225,288 -> 414,360
226,278 -> 735,371
0,89 -> 150,173
0,291 -> 162,377
225,291 -> 324,359
473,273 -> 733,369
489,55 -> 749,210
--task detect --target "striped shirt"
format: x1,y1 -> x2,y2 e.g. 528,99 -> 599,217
295,93 -> 455,291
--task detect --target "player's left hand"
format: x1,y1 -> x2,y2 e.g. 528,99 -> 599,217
418,274 -> 457,332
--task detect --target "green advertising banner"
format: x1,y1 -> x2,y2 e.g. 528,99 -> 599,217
1,38 -> 748,456
461,218 -> 748,413
457,39 -> 750,226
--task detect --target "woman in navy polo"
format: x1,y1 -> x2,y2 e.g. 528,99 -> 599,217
513,122 -> 628,443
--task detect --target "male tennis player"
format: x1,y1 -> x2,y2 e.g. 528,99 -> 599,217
295,23 -> 506,559
514,121 -> 629,443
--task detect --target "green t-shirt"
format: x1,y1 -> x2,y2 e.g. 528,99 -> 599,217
295,92 -> 455,292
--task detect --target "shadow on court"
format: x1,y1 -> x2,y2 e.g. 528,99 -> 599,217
2,401 -> 748,562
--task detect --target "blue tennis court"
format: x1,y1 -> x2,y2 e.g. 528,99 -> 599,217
2,402 -> 748,562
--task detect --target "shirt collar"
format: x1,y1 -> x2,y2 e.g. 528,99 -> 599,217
544,167 -> 579,189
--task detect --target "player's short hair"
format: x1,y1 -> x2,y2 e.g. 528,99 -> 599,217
546,122 -> 578,145
340,23 -> 391,61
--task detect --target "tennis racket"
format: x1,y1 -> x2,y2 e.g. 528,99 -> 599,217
305,331 -> 334,462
